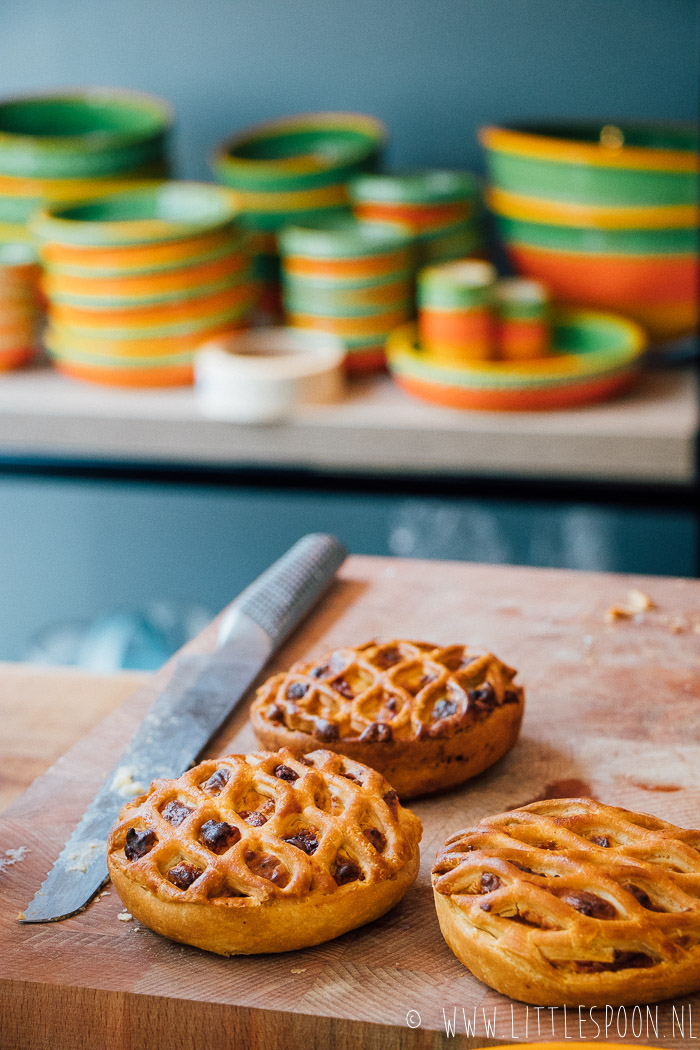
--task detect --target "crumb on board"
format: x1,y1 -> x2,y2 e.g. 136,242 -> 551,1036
16,912 -> 24,921
627,589 -> 656,613
605,589 -> 656,624
0,846 -> 30,874
605,606 -> 633,623
117,910 -> 133,922
290,968 -> 307,974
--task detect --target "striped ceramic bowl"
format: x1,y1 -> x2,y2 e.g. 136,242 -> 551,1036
480,122 -> 699,342
349,170 -> 484,264
0,88 -> 172,244
279,215 -> 414,372
387,308 -> 646,411
212,112 -> 386,316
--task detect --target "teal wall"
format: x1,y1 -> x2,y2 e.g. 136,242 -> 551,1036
0,0 -> 697,178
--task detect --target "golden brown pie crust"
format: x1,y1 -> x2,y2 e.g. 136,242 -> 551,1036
107,747 -> 422,955
250,640 -> 524,798
432,798 -> 700,1005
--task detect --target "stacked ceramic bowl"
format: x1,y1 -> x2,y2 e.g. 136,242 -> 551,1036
480,121 -> 699,343
32,182 -> 255,387
211,113 -> 386,317
0,88 -> 171,243
279,216 -> 414,371
0,241 -> 42,370
349,170 -> 483,264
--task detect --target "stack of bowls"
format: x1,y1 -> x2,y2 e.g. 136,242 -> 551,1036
349,170 -> 483,264
211,112 -> 386,317
0,88 -> 172,243
32,182 -> 255,387
279,216 -> 414,372
480,121 -> 699,343
0,241 -> 42,370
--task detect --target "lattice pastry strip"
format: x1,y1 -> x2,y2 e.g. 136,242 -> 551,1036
432,798 -> 700,1005
251,640 -> 525,798
254,640 -> 520,741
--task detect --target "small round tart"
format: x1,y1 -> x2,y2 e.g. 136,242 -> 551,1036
107,748 -> 422,956
250,640 -> 524,799
432,798 -> 700,1006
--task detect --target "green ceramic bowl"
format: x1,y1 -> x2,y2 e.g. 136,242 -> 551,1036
389,310 -> 645,390
387,308 -> 646,411
480,122 -> 699,206
31,182 -> 242,247
349,170 -> 480,205
279,215 -> 413,260
212,112 -> 386,193
0,89 -> 172,179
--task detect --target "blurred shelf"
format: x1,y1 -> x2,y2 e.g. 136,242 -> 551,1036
0,362 -> 696,486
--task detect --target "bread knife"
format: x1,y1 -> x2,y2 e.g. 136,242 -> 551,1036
19,533 -> 346,923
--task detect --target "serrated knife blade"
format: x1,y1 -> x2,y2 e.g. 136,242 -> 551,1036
20,533 -> 346,923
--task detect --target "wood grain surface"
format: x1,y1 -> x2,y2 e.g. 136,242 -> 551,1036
1,556 -> 699,1050
0,663 -> 147,813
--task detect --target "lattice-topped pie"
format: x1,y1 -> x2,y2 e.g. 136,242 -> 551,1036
251,640 -> 524,798
432,798 -> 700,1005
107,748 -> 422,955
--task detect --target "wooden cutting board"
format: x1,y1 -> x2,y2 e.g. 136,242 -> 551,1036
1,556 -> 699,1050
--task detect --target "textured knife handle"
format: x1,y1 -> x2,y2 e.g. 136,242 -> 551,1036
233,534 -> 346,649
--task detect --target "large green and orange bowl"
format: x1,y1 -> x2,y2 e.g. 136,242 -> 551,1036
0,88 -> 172,179
480,122 -> 699,342
30,182 -> 242,248
480,121 -> 698,206
387,309 -> 646,411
